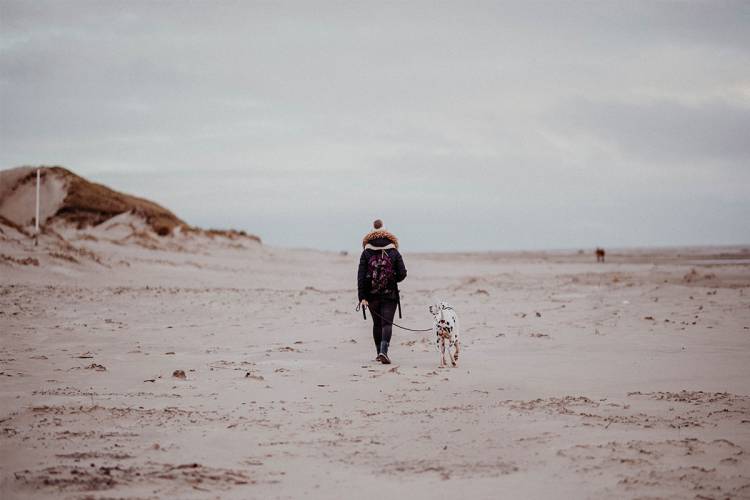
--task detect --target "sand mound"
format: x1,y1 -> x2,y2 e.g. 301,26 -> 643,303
0,166 -> 185,235
0,166 -> 261,246
0,166 -> 261,269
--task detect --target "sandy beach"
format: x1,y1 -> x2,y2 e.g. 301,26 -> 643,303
1,224 -> 749,498
3,1 -> 750,497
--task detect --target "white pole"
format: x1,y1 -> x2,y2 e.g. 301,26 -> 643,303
35,168 -> 40,245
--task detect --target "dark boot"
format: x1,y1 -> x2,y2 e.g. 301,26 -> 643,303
377,341 -> 391,364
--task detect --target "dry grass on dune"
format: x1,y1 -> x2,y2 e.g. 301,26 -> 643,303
39,167 -> 185,236
189,227 -> 262,243
0,214 -> 31,237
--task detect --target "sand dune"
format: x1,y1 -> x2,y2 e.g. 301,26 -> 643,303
0,166 -> 184,235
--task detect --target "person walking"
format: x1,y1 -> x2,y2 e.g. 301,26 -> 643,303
358,219 -> 407,364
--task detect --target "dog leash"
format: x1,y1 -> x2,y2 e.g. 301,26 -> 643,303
355,303 -> 433,333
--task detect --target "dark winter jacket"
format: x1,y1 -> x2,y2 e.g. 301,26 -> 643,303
357,230 -> 407,302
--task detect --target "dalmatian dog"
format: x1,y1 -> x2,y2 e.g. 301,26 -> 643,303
429,302 -> 460,367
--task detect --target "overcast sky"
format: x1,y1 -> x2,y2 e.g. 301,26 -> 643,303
1,1 -> 748,251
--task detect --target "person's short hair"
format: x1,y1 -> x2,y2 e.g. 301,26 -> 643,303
373,219 -> 383,229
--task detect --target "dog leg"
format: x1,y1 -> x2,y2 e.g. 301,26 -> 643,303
440,340 -> 446,367
449,345 -> 456,367
454,340 -> 460,364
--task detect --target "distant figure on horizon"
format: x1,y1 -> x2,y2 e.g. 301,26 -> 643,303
357,219 -> 407,364
596,247 -> 606,263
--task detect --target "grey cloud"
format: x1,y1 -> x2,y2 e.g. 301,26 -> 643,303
555,98 -> 750,166
1,0 -> 749,250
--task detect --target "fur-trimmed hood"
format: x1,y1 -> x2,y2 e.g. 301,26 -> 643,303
362,229 -> 399,249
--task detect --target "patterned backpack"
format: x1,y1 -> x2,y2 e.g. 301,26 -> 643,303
367,250 -> 395,294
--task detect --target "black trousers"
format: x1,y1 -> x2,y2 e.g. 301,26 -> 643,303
369,298 -> 397,354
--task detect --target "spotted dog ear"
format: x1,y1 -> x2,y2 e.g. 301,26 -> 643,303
428,305 -> 435,315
